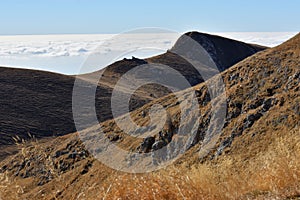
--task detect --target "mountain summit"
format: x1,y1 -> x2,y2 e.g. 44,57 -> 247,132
174,31 -> 266,71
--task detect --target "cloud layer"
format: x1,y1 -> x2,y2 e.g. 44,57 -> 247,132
0,32 -> 297,74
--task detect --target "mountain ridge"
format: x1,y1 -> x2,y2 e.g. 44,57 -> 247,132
0,31 -> 266,152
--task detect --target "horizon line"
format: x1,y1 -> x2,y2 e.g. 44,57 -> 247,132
0,31 -> 298,37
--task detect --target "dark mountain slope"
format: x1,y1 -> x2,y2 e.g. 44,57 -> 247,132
0,68 -> 76,144
180,32 -> 266,71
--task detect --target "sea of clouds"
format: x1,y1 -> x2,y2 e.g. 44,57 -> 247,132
0,32 -> 297,74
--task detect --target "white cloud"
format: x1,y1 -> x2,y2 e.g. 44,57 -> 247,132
211,32 -> 298,47
0,32 -> 297,74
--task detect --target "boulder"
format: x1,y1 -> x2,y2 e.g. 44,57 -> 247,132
139,136 -> 155,153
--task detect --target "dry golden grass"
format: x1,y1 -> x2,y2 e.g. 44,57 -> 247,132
2,128 -> 298,200
96,128 -> 300,200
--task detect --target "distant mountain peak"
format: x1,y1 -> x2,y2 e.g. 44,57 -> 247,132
172,31 -> 267,71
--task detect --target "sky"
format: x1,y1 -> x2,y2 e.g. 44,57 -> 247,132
0,0 -> 299,35
0,1 -> 298,74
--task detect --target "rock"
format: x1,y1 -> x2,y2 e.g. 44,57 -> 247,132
286,71 -> 300,89
108,134 -> 120,142
244,112 -> 263,129
279,97 -> 285,106
216,137 -> 233,156
152,140 -> 167,151
227,109 -> 241,120
232,127 -> 243,138
227,102 -> 243,120
195,89 -> 201,97
131,56 -> 138,61
141,110 -> 146,118
0,165 -> 7,172
266,88 -> 275,96
80,161 -> 93,175
235,102 -> 243,110
68,151 -> 78,159
248,113 -> 263,122
228,101 -> 243,110
202,92 -> 211,106
248,98 -> 263,110
139,136 -> 155,153
53,150 -> 68,158
57,160 -> 70,173
229,73 -> 239,81
151,140 -> 168,165
293,103 -> 300,116
159,130 -> 173,143
261,98 -> 276,112
293,71 -> 300,79
187,120 -> 207,148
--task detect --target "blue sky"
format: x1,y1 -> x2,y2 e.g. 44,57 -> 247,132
0,0 -> 299,35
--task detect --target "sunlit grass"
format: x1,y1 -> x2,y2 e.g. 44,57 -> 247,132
97,128 -> 300,200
